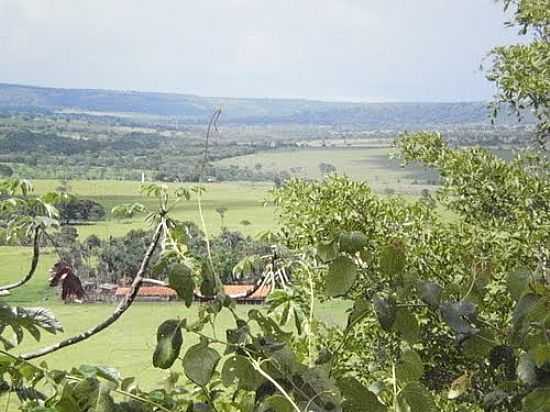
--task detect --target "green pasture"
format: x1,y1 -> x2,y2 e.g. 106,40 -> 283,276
30,180 -> 277,239
0,300 -> 350,411
7,300 -> 348,389
215,146 -> 439,194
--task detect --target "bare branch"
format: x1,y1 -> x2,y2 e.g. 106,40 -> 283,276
199,108 -> 223,179
21,223 -> 164,360
0,227 -> 41,292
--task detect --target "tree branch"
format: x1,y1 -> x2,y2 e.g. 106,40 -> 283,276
20,223 -> 164,360
0,227 -> 41,292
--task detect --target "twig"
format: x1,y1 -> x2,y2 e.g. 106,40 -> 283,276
298,261 -> 316,366
0,226 -> 41,292
392,362 -> 398,412
194,109 -> 223,293
249,358 -> 301,412
20,223 -> 164,360
41,230 -> 63,259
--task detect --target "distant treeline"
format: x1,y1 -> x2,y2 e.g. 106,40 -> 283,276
0,127 -> 286,182
0,82 -> 535,127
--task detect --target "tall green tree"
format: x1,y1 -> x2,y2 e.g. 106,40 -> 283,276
488,0 -> 550,146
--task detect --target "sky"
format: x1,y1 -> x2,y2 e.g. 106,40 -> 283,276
0,0 -> 520,102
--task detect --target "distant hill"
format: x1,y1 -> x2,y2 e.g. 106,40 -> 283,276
0,83 -> 528,128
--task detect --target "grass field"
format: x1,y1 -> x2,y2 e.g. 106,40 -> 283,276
0,299 -> 349,411
30,180 -> 277,239
9,300 -> 349,387
215,146 -> 438,194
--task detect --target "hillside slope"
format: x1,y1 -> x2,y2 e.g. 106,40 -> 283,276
0,82 -> 526,127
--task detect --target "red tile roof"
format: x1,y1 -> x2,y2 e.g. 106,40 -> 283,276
114,284 -> 271,300
223,285 -> 271,299
115,286 -> 177,297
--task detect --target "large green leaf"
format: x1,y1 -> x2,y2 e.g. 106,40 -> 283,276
325,256 -> 358,297
89,383 -> 116,412
396,350 -> 424,384
199,262 -> 220,297
60,378 -> 116,412
373,296 -> 396,331
348,297 -> 370,325
416,281 -> 442,308
533,343 -> 550,368
393,308 -> 419,344
317,240 -> 339,262
522,388 -> 550,412
379,239 -> 406,277
462,328 -> 496,358
339,376 -> 386,412
182,342 -> 220,386
439,301 -> 478,339
152,320 -> 184,369
507,269 -> 530,300
512,293 -> 541,341
518,354 -> 538,386
513,293 -> 541,326
257,394 -> 295,412
483,390 -> 508,410
299,367 -> 342,410
221,355 -> 261,391
339,231 -> 369,254
398,382 -> 436,412
225,319 -> 250,354
54,383 -> 80,412
248,309 -> 293,343
168,263 -> 195,307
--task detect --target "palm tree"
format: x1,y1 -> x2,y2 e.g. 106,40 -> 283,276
216,206 -> 228,229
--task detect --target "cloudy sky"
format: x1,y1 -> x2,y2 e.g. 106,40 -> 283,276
0,0 -> 519,102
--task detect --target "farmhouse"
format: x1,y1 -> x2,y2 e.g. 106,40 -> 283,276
223,284 -> 271,304
115,285 -> 177,301
113,283 -> 271,303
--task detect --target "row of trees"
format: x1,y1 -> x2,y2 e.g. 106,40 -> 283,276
55,224 -> 273,286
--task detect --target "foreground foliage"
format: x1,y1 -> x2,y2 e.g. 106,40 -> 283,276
1,128 -> 548,411
0,1 -> 549,411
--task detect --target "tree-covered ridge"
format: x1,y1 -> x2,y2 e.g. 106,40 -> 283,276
0,83 -> 535,127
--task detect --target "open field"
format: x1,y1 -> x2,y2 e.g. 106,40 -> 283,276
24,145 -> 440,241
0,247 -> 58,303
0,300 -> 350,411
30,180 -> 277,239
215,146 -> 438,194
8,301 -> 349,387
